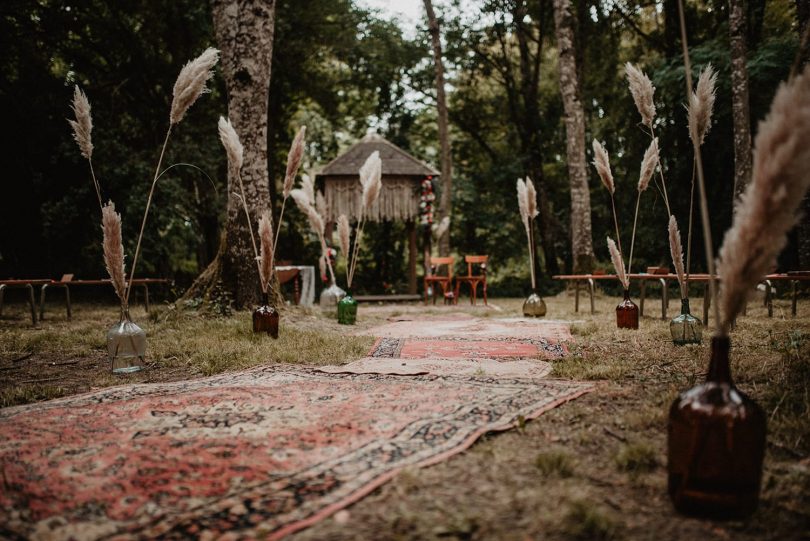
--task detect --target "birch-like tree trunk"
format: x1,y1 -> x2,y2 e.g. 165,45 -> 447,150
186,0 -> 276,309
553,0 -> 594,273
729,0 -> 753,201
424,0 -> 453,257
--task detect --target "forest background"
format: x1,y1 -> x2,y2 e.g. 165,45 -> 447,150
0,0 -> 803,297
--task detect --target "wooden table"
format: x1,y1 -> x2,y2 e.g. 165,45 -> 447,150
552,273 -> 810,323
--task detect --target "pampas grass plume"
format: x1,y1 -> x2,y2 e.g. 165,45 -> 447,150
592,140 -> 615,194
258,211 -> 274,292
170,47 -> 219,125
284,126 -> 306,197
625,62 -> 656,127
301,175 -> 315,206
638,138 -> 658,192
434,216 -> 450,240
338,214 -> 351,258
607,236 -> 629,289
668,215 -> 687,299
101,201 -> 127,302
291,188 -> 325,236
717,65 -> 810,335
516,178 -> 529,231
217,116 -> 243,172
688,64 -> 718,146
360,151 -> 383,210
316,190 -> 327,219
69,85 -> 93,160
525,177 -> 539,218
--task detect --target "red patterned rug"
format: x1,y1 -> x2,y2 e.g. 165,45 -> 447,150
0,365 -> 592,540
367,336 -> 568,359
360,316 -> 573,342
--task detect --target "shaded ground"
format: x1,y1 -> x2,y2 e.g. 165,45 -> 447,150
1,289 -> 809,540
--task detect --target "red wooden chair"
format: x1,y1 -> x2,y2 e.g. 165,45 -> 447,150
424,256 -> 455,305
454,255 -> 488,305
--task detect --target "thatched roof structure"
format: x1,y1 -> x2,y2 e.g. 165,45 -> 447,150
317,133 -> 439,223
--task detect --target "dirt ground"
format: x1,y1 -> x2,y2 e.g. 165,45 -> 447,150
1,288 -> 809,540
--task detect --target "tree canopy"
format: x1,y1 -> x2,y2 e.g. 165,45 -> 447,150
0,0 -> 801,296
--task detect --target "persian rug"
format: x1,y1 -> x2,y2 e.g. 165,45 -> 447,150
317,356 -> 553,378
360,316 -> 574,342
367,336 -> 567,360
0,365 -> 592,541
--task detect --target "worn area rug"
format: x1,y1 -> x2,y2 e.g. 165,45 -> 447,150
367,336 -> 567,359
361,315 -> 573,342
317,356 -> 553,378
0,365 -> 592,541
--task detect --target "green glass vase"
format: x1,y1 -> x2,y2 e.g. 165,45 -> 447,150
670,298 -> 703,345
337,291 -> 358,325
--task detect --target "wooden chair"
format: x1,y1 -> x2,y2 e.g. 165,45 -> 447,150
454,255 -> 488,305
424,256 -> 455,305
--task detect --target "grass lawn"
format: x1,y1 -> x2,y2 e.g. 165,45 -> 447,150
1,288 -> 808,540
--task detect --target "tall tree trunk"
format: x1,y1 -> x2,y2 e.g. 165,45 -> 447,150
423,0 -> 453,257
553,0 -> 594,273
186,0 -> 276,309
729,0 -> 753,201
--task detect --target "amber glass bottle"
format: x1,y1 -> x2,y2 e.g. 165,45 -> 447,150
616,289 -> 639,329
668,336 -> 766,519
252,293 -> 279,338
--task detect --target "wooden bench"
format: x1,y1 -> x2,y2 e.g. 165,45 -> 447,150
0,279 -> 51,325
39,276 -> 170,320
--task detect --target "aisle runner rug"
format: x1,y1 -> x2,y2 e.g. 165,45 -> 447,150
361,316 -> 573,342
317,356 -> 553,378
0,366 -> 592,541
368,336 -> 567,359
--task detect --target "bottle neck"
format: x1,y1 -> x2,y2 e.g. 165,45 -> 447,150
622,288 -> 631,301
261,292 -> 269,306
681,297 -> 691,315
707,335 -> 733,384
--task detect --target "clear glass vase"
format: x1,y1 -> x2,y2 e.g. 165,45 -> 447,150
522,290 -> 547,317
253,292 -> 279,338
670,298 -> 703,345
668,336 -> 766,519
337,291 -> 358,325
616,288 -> 639,329
106,306 -> 146,374
320,281 -> 346,316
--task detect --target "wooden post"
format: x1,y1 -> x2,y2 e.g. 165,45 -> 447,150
407,220 -> 417,295
423,226 -> 432,296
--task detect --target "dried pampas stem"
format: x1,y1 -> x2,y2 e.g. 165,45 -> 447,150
283,126 -> 306,198
348,152 -> 382,288
170,48 -> 219,125
219,116 -> 262,289
218,116 -> 243,173
101,201 -> 127,304
291,188 -> 335,285
677,0 -> 719,328
628,138 -> 658,275
69,85 -> 102,211
717,65 -> 810,335
516,178 -> 537,289
434,216 -> 450,241
688,64 -> 717,146
125,48 -> 219,307
625,63 -> 656,128
685,66 -> 716,280
338,214 -> 351,260
273,127 -> 308,275
669,215 -> 688,299
258,211 -> 274,294
607,237 -> 629,290
591,140 -> 614,194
